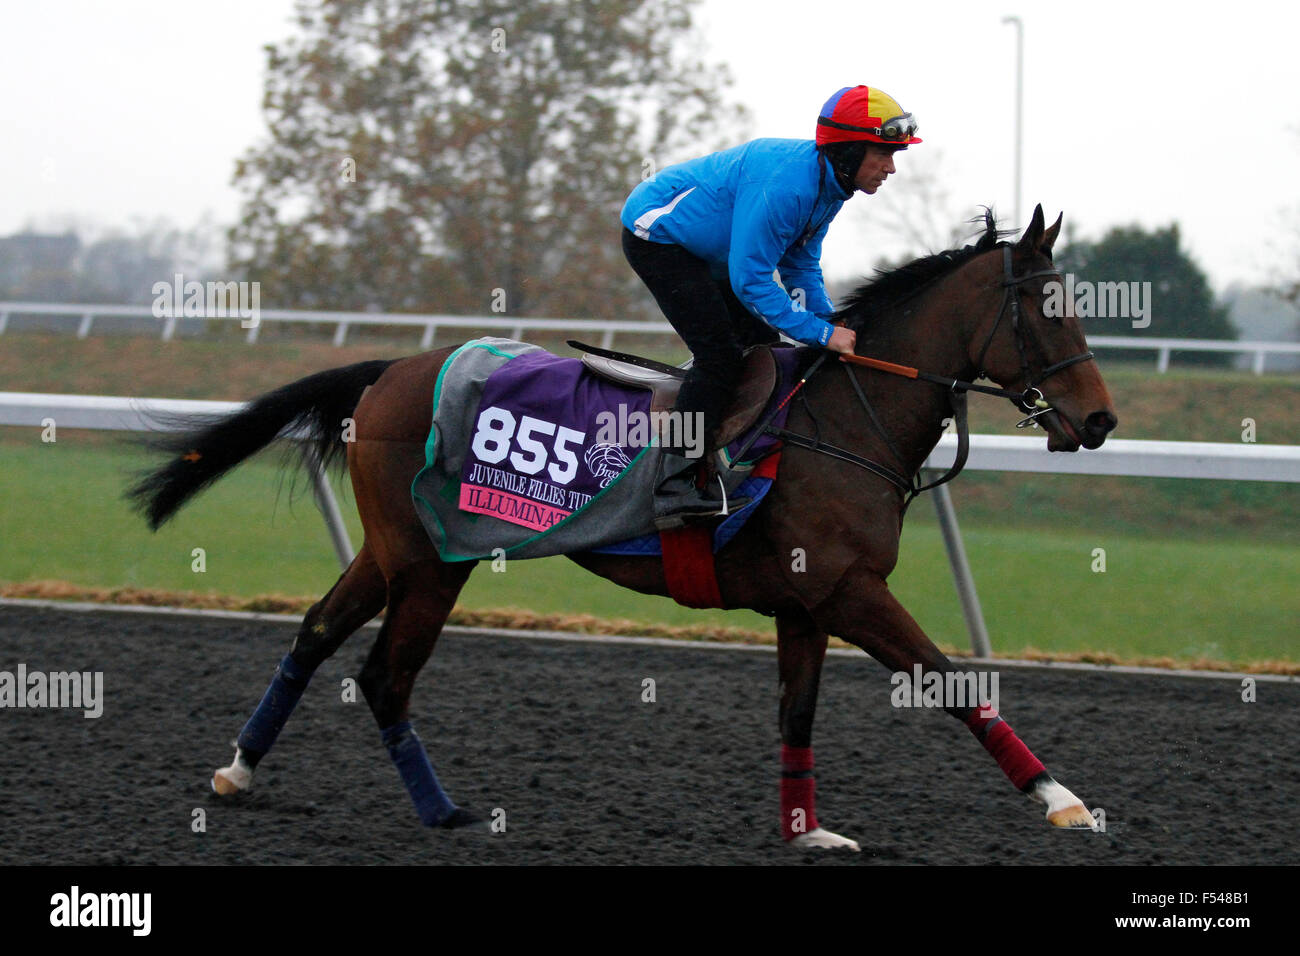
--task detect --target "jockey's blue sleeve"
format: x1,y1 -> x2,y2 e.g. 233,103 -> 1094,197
728,185 -> 836,347
777,221 -> 836,317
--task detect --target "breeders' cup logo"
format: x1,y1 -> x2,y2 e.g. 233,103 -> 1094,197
583,443 -> 632,488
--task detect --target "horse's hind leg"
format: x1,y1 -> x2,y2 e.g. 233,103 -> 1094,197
356,557 -> 481,829
814,559 -> 1097,830
776,610 -> 860,851
342,352 -> 483,828
212,543 -> 386,795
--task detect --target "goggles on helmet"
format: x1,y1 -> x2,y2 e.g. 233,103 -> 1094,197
816,112 -> 918,143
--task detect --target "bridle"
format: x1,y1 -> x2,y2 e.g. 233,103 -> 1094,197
971,244 -> 1096,427
735,243 -> 1097,511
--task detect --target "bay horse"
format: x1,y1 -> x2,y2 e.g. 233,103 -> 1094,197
128,206 -> 1118,850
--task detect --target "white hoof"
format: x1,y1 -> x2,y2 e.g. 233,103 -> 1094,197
1030,777 -> 1098,830
789,827 -> 861,851
212,751 -> 254,796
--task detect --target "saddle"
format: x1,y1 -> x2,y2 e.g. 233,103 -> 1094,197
572,342 -> 782,450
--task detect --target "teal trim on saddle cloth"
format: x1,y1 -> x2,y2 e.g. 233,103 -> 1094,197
411,338 -> 654,563
420,338 -> 514,472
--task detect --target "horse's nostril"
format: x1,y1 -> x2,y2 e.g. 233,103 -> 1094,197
1085,411 -> 1118,435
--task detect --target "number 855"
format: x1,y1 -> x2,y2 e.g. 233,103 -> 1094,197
470,406 -> 585,485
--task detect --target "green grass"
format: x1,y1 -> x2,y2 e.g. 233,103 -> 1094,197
2,331 -> 1294,671
1,434 -> 1295,665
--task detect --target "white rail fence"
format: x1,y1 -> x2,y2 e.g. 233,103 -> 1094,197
3,301 -> 1299,374
0,301 -> 658,352
3,391 -> 1297,654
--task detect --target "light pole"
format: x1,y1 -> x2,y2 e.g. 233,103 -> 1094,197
1002,15 -> 1023,229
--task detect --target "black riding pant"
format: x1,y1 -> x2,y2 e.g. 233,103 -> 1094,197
621,226 -> 778,455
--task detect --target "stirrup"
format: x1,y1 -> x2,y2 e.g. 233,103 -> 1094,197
652,472 -> 751,530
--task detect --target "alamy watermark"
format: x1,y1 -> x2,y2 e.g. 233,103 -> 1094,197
890,664 -> 998,716
0,663 -> 103,718
593,405 -> 705,458
50,886 -> 150,936
1043,274 -> 1151,329
151,272 -> 261,329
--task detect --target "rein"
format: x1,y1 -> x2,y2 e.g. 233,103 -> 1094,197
751,244 -> 1096,511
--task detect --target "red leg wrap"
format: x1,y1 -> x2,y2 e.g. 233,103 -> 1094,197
965,709 -> 1046,792
780,745 -> 820,840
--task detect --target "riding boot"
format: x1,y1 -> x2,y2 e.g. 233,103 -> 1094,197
652,451 -> 750,531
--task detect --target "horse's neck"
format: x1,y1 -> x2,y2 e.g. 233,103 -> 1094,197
815,286 -> 982,479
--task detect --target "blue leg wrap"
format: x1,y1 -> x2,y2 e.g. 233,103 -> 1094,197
236,653 -> 313,756
381,721 -> 458,827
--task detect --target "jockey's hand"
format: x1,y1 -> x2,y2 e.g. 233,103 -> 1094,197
827,326 -> 857,354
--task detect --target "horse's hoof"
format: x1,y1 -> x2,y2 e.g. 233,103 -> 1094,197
1047,803 -> 1097,830
439,807 -> 490,831
212,763 -> 252,796
1031,777 -> 1098,830
789,827 -> 861,851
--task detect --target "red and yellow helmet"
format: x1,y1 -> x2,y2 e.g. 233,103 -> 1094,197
816,86 -> 922,146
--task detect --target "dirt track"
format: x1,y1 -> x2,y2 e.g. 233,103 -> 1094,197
1,604 -> 1295,866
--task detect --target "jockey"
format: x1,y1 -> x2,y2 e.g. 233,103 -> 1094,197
620,85 -> 922,528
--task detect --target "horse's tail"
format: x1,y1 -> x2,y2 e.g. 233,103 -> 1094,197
126,359 -> 397,529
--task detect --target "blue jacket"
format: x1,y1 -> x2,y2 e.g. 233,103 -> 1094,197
621,138 -> 851,347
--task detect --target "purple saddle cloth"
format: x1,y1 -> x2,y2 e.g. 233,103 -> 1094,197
411,338 -> 807,562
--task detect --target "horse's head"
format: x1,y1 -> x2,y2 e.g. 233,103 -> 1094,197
970,205 -> 1118,451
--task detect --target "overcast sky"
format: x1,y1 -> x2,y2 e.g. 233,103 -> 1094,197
2,0 -> 1297,292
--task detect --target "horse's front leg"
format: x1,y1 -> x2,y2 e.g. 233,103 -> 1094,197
812,558 -> 1097,830
776,611 -> 859,851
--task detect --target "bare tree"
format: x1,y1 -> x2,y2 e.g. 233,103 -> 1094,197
827,147 -> 986,299
228,0 -> 748,318
867,147 -> 976,255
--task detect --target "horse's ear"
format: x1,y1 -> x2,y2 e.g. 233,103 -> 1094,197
1016,204 -> 1046,254
1041,212 -> 1063,254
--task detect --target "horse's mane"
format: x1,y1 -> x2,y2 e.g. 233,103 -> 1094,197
835,209 -> 1015,332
